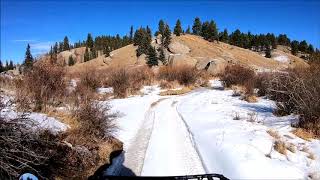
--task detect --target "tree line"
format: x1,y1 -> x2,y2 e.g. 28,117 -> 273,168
0,60 -> 16,73
16,17 -> 318,71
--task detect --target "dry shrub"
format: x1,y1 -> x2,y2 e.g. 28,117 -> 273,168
255,72 -> 272,96
67,101 -> 117,146
78,69 -> 101,91
106,66 -> 154,98
158,65 -> 199,86
267,65 -> 320,137
15,63 -> 66,112
220,64 -> 255,89
274,140 -> 287,155
127,66 -> 154,93
107,68 -> 130,98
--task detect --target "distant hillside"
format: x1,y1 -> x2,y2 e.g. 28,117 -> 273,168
49,34 -> 308,75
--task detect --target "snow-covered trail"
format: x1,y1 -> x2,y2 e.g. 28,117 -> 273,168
141,98 -> 206,176
105,83 -> 320,179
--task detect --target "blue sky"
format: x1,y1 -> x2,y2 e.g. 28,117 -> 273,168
1,0 -> 319,63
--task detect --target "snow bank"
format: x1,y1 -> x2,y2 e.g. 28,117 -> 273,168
274,55 -> 289,63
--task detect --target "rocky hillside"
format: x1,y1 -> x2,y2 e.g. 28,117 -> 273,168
40,34 -> 308,75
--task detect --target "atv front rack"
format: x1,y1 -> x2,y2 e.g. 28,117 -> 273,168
93,174 -> 229,180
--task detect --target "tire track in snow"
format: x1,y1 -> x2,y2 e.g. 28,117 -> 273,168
175,100 -> 210,174
121,98 -> 166,175
141,98 -> 206,175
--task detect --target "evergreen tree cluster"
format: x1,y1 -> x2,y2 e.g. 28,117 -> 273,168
0,59 -> 16,72
188,17 -> 314,56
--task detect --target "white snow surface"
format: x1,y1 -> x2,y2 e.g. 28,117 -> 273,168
0,95 -> 68,134
105,80 -> 320,179
273,55 -> 289,63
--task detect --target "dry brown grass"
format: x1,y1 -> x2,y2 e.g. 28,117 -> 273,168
292,128 -> 315,141
159,80 -> 180,89
274,140 -> 287,155
160,87 -> 192,96
287,143 -> 296,153
243,94 -> 258,103
267,129 -> 281,139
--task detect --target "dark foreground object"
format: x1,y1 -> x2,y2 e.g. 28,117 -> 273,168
93,174 -> 229,180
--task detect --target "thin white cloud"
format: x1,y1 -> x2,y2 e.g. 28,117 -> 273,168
12,39 -> 37,42
30,41 -> 53,55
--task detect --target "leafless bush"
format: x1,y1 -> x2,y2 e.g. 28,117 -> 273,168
220,64 -> 256,89
267,65 -> 320,137
127,66 -> 154,93
158,65 -> 199,86
255,72 -> 272,96
107,68 -> 130,98
15,62 -> 66,112
78,69 -> 101,91
67,101 -> 117,146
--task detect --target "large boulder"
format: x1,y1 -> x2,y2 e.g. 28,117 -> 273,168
168,41 -> 190,54
196,58 -> 227,75
168,54 -> 198,67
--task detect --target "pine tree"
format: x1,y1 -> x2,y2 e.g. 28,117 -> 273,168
129,25 -> 134,42
277,34 -> 290,46
146,46 -> 158,67
84,47 -> 90,62
146,26 -> 152,40
186,26 -> 191,34
192,17 -> 202,35
220,29 -> 229,43
24,44 -> 33,68
9,60 -> 14,70
298,40 -> 308,52
0,60 -> 3,73
68,55 -> 75,66
104,46 -> 111,57
174,19 -> 183,36
58,42 -> 63,52
63,36 -> 70,51
265,46 -> 272,58
307,44 -> 314,53
158,47 -> 167,65
291,40 -> 299,55
86,33 -> 94,48
162,24 -> 171,48
158,19 -> 165,35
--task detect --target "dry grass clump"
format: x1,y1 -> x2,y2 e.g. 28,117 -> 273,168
292,128 -> 315,141
127,66 -> 155,93
274,140 -> 287,155
159,80 -> 180,89
267,65 -> 320,137
158,65 -> 199,86
15,62 -> 66,112
267,129 -> 281,139
287,143 -> 296,153
160,87 -> 192,96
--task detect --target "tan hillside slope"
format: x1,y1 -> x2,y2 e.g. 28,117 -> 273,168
51,34 -> 308,75
173,34 -> 308,71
